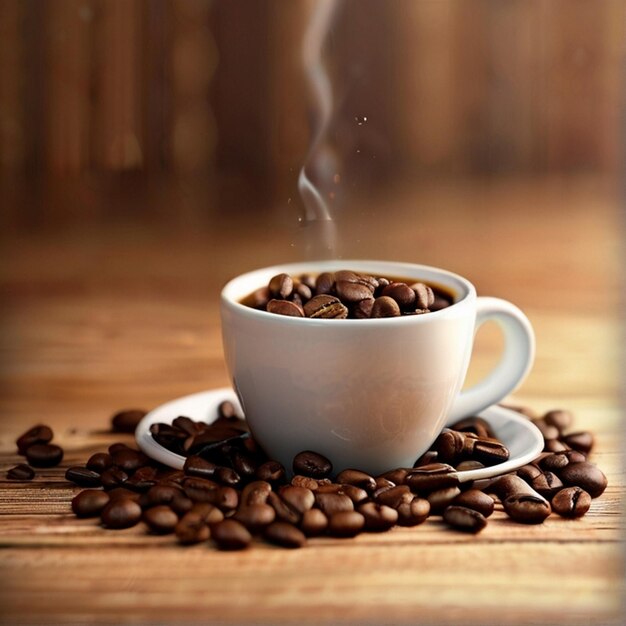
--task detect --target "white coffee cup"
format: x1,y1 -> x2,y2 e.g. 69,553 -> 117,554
220,260 -> 534,475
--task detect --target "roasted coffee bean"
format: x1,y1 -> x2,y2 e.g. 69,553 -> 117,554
551,487 -> 592,518
249,287 -> 270,309
300,508 -> 328,536
25,443 -> 63,468
279,486 -> 315,514
543,439 -> 569,453
373,477 -> 396,491
450,489 -> 495,518
6,464 -> 35,480
143,505 -> 179,534
530,471 -> 564,500
299,273 -> 316,290
72,489 -> 110,518
65,466 -> 102,488
471,439 -> 510,465
176,512 -> 211,544
379,468 -> 409,484
430,295 -> 451,311
303,294 -> 348,319
517,464 -> 543,483
264,521 -> 307,548
563,449 -> 587,464
371,296 -> 401,318
432,431 -> 465,464
183,456 -> 217,479
182,477 -> 219,502
267,491 -> 301,524
230,449 -> 257,478
543,409 -> 574,433
315,272 -> 335,295
406,463 -> 458,493
16,424 -> 54,455
455,460 -> 485,471
100,467 -> 129,490
449,416 -> 494,439
173,416 -> 204,436
327,511 -> 365,538
375,485 -> 413,509
293,450 -> 332,479
140,484 -> 183,509
294,282 -> 312,302
234,504 -> 276,533
215,466 -> 241,487
396,497 -> 430,526
493,476 -> 551,524
314,492 -> 354,517
381,282 -> 416,309
427,486 -> 462,515
539,453 -> 570,472
110,448 -> 148,473
269,273 -> 294,299
267,299 -> 304,317
108,442 -> 134,455
410,282 -> 435,309
561,431 -> 594,455
443,506 -> 487,533
212,519 -> 251,550
353,298 -> 375,319
107,487 -> 141,502
256,460 -> 286,484
559,462 -> 607,498
338,484 -> 369,505
335,270 -> 378,292
358,502 -> 398,532
170,496 -> 194,516
111,409 -> 146,433
86,452 -> 113,473
241,480 -> 272,506
101,498 -> 143,529
336,469 -> 377,492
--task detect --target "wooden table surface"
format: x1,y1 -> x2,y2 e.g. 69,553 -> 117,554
0,177 -> 624,625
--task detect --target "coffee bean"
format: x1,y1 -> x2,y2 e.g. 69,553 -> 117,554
267,491 -> 301,524
182,477 -> 219,502
543,409 -> 574,433
110,448 -> 147,474
108,487 -> 141,502
455,460 -> 485,471
215,466 -> 241,487
100,467 -> 129,490
229,449 -> 257,478
279,486 -> 315,514
172,416 -> 204,436
335,270 -> 378,292
72,490 -> 110,518
249,287 -> 270,310
530,471 -> 564,500
443,505 -> 487,533
108,442 -> 134,455
314,492 -> 354,517
327,511 -> 365,537
427,486 -> 462,515
142,483 -> 184,507
264,521 -> 307,548
255,460 -> 286,484
267,299 -> 304,317
65,466 -> 102,488
539,453 -> 570,472
218,400 -> 239,420
430,295 -> 451,311
86,452 -> 113,473
374,485 -> 413,509
183,456 -> 217,479
396,497 -> 430,526
101,498 -> 143,529
299,273 -> 316,290
300,508 -> 328,536
6,464 -> 35,480
406,463 -> 458,493
170,496 -> 194,516
303,294 -> 349,319
371,296 -> 401,318
532,419 -> 560,441
176,512 -> 211,545
358,502 -> 398,532
234,504 -> 276,533
25,443 -> 64,468
563,449 -> 587,464
450,489 -> 494,518
293,450 -> 332,479
504,494 -> 552,524
471,439 -> 510,465
551,487 -> 592,518
381,282 -> 416,309
559,462 -> 607,498
241,480 -> 272,506
543,439 -> 569,453
336,469 -> 377,492
374,477 -> 396,491
212,519 -> 251,550
517,464 -> 543,483
410,282 -> 435,309
379,468 -> 408,484
315,272 -> 335,295
561,431 -> 594,455
143,505 -> 179,534
449,416 -> 494,439
338,484 -> 369,505
111,409 -> 146,433
269,273 -> 294,299
432,431 -> 465,464
294,282 -> 312,303
353,297 -> 375,319
16,424 -> 54,455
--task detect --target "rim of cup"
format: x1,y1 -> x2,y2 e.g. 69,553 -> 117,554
221,260 -> 476,325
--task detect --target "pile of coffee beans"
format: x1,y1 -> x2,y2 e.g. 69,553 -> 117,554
240,270 -> 455,319
7,403 -> 607,549
6,424 -> 64,479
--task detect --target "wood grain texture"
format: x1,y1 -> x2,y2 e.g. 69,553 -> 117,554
0,178 -> 624,625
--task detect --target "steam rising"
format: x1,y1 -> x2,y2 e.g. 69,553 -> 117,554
298,0 -> 339,225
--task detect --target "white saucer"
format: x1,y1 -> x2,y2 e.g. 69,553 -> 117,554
135,388 -> 544,483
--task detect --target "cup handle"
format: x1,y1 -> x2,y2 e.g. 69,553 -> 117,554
447,297 -> 535,425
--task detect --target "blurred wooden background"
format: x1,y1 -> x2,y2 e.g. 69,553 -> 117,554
0,0 -> 623,195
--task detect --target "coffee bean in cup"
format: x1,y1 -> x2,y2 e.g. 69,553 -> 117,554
240,270 -> 454,319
